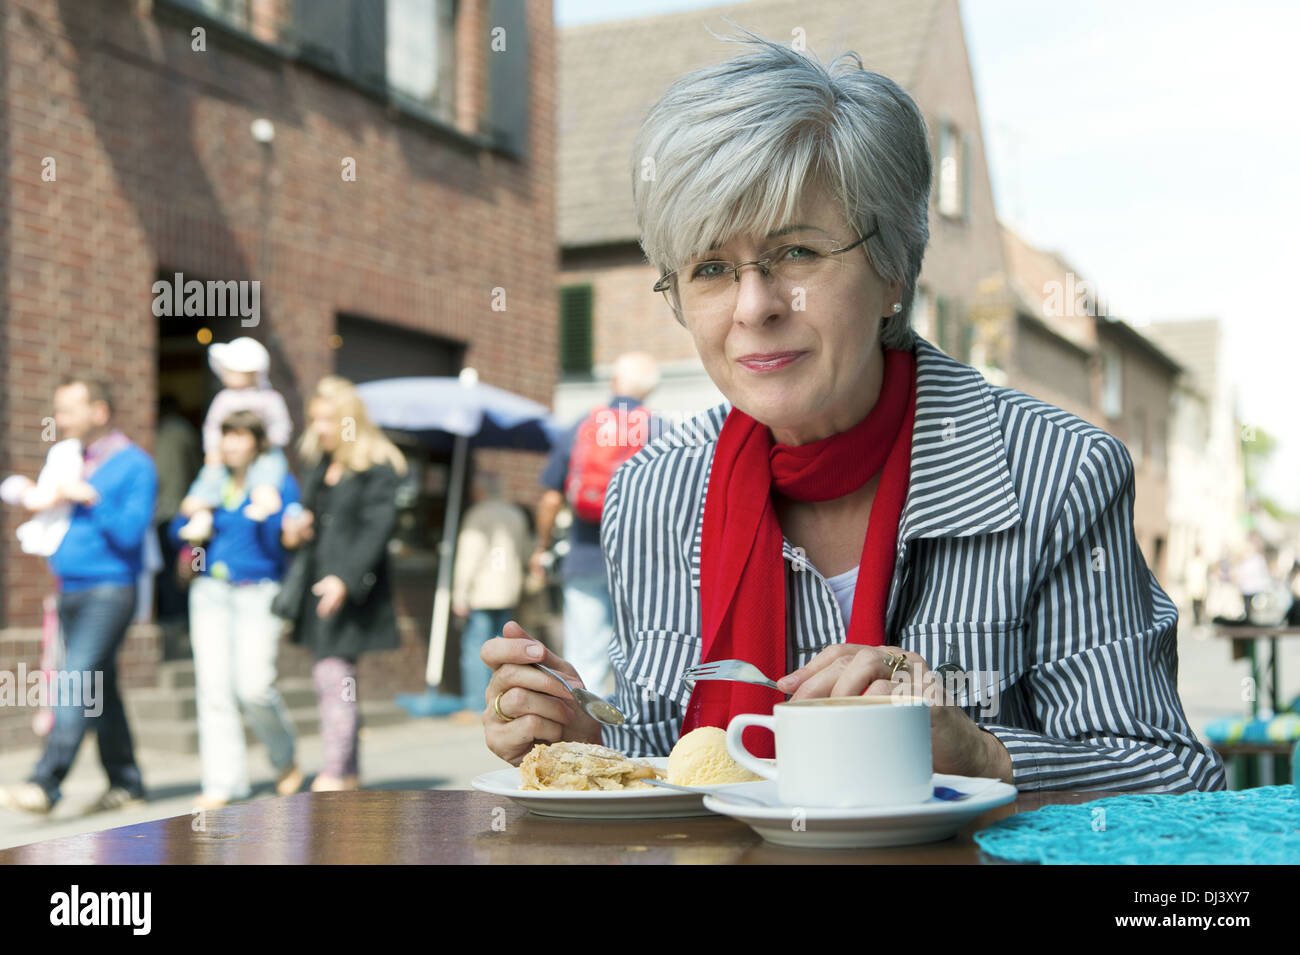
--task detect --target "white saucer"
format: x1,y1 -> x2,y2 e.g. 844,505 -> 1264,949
472,758 -> 759,819
702,774 -> 1018,848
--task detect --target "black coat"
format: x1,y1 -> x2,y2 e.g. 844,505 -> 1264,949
287,458 -> 401,661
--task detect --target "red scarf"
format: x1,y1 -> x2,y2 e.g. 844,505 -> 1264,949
681,346 -> 917,757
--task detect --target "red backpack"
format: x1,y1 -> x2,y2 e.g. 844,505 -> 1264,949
564,404 -> 651,523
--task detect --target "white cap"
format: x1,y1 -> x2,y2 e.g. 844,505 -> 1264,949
209,337 -> 270,375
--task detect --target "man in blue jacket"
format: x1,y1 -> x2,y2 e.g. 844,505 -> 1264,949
0,378 -> 157,816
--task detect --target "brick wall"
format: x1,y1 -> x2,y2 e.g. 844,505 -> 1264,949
1011,317 -> 1096,421
0,0 -> 557,697
910,0 -> 1006,342
0,624 -> 159,752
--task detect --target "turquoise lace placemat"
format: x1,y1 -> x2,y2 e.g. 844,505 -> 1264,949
973,785 -> 1300,864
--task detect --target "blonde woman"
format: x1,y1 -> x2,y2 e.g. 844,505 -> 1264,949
280,376 -> 407,791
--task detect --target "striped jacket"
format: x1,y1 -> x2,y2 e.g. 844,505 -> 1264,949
599,331 -> 1226,793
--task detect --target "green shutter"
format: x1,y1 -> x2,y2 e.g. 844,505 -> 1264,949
559,284 -> 593,375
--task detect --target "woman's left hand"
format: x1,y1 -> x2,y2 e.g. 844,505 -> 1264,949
312,575 -> 348,618
778,644 -> 1012,781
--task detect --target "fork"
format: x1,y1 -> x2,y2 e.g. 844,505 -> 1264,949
682,659 -> 783,692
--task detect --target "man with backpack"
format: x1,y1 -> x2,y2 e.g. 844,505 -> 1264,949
533,353 -> 661,695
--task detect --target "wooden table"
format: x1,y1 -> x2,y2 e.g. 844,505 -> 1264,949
1209,624 -> 1300,787
0,789 -> 1117,864
1212,623 -> 1300,718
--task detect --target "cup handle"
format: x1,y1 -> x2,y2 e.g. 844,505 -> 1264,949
725,714 -> 778,780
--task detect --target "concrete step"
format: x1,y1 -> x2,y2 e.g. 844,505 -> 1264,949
125,678 -> 320,722
131,699 -> 411,755
156,660 -> 195,690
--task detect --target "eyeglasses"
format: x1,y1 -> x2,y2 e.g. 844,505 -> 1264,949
653,225 -> 878,325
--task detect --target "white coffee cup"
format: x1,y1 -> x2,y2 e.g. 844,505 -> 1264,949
725,696 -> 933,808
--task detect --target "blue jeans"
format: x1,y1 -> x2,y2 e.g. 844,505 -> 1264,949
461,608 -> 513,708
561,574 -> 615,696
29,584 -> 143,804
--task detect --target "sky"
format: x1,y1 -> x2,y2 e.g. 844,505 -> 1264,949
555,0 -> 1300,510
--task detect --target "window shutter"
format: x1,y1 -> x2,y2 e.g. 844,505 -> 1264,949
293,0 -> 354,75
293,1 -> 385,91
351,1 -> 387,93
486,0 -> 530,157
559,285 -> 593,375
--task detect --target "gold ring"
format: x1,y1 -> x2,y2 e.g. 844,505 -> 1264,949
493,691 -> 515,722
885,653 -> 910,678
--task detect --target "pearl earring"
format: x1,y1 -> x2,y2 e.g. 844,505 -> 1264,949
891,302 -> 902,314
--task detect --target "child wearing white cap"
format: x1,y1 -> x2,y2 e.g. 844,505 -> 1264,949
178,337 -> 294,541
0,438 -> 83,555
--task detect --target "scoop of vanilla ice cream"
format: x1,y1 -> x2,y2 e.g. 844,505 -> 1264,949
667,726 -> 764,785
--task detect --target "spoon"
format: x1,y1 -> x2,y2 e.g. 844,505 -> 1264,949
642,778 -> 770,805
531,663 -> 665,752
648,778 -> 972,805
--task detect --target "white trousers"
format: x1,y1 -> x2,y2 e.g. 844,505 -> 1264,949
189,576 -> 296,799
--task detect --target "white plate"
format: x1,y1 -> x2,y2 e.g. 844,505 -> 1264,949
702,774 -> 1018,848
471,757 -> 759,819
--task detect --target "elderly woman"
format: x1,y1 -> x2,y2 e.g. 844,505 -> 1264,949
483,34 -> 1224,793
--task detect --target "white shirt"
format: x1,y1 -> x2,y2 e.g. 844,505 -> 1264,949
824,564 -> 860,629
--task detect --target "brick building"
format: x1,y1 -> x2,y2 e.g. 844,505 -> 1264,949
993,222 -> 1182,582
0,0 -> 556,750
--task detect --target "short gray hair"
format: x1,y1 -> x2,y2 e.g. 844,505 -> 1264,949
631,27 -> 931,348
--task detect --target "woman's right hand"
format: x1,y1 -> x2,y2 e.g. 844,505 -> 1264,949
481,620 -> 603,765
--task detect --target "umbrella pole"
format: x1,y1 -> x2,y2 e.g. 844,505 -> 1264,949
427,432 -> 469,687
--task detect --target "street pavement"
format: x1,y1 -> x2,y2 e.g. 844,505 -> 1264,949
1,611 -> 1295,852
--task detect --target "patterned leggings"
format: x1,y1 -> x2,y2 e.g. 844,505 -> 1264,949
313,657 -> 359,778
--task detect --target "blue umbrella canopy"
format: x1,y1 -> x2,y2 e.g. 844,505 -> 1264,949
354,373 -> 563,689
355,376 -> 561,451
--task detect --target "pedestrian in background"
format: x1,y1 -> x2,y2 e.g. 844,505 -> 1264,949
533,352 -> 661,695
0,378 -> 157,816
1185,543 -> 1208,627
278,377 -> 406,792
153,393 -> 201,629
170,410 -> 303,809
401,469 -> 531,722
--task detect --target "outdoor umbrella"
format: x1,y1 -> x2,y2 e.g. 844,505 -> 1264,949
355,369 -> 560,697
